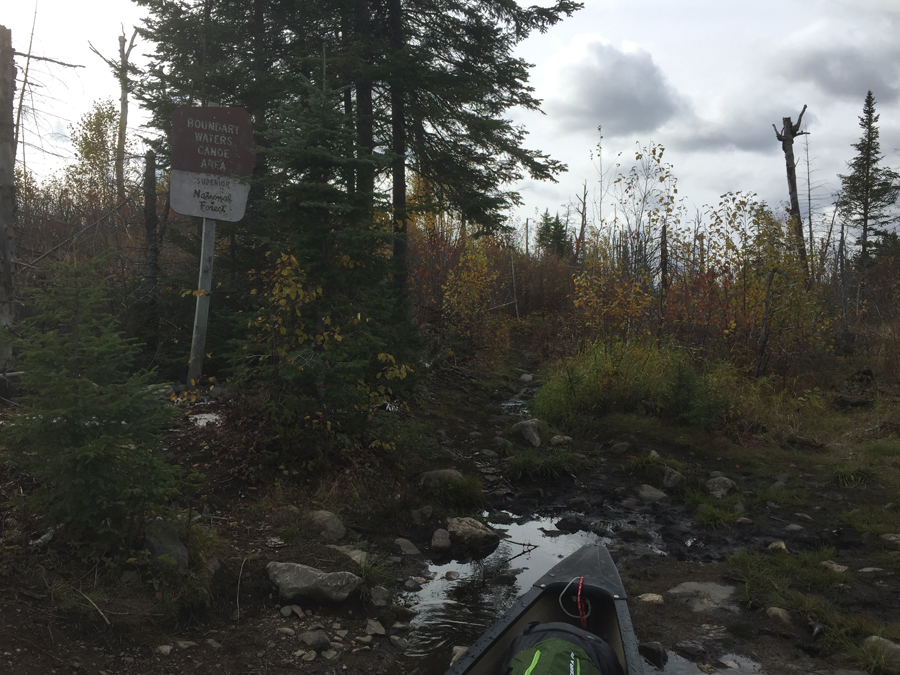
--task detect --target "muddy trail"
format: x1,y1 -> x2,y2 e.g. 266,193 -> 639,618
1,359 -> 899,675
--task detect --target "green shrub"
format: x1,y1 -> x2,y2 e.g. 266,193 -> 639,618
531,340 -> 740,433
1,259 -> 178,549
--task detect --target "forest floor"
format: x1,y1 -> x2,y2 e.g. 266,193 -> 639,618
1,348 -> 899,675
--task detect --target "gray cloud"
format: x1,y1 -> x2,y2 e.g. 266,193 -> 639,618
785,44 -> 900,103
548,42 -> 689,137
671,103 -> 814,155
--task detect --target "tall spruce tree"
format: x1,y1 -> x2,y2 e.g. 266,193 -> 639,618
838,91 -> 900,267
536,209 -> 571,258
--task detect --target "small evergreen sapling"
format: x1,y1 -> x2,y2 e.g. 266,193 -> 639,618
2,259 -> 178,548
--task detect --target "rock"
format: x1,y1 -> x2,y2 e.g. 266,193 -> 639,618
395,538 -> 421,556
144,520 -> 189,569
858,567 -> 884,573
637,484 -> 667,503
511,419 -> 542,447
610,441 -> 632,455
390,635 -> 409,650
567,496 -> 588,509
327,545 -> 368,565
431,529 -> 451,552
820,560 -> 849,573
636,593 -> 664,604
520,373 -> 534,382
448,517 -> 500,552
206,557 -> 221,575
862,636 -> 900,670
300,630 -> 332,651
733,501 -> 746,513
392,622 -> 411,633
176,641 -> 199,650
266,562 -> 361,603
736,517 -> 753,525
768,541 -> 788,552
785,524 -> 805,532
366,619 -> 386,636
157,645 -> 173,655
370,586 -> 390,607
445,571 -> 460,581
304,510 -> 346,541
205,639 -> 222,649
674,640 -> 706,660
881,533 -> 900,549
769,481 -> 787,491
794,512 -> 812,521
550,435 -> 572,447
708,471 -> 726,478
276,627 -> 296,636
662,467 -> 684,490
648,450 -> 660,459
766,606 -> 793,627
403,579 -> 423,591
356,635 -> 374,645
638,642 -> 667,670
706,476 -> 736,499
667,581 -> 739,613
322,649 -> 338,660
451,646 -> 469,664
302,651 -> 317,661
418,469 -> 465,490
480,449 -> 499,460
411,505 -> 434,525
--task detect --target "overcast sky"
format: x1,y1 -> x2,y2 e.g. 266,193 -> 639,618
7,0 -> 900,232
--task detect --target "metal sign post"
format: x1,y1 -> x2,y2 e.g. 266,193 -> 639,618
170,106 -> 255,386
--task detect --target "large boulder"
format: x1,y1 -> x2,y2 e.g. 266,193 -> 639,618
266,562 -> 360,602
303,510 -> 346,541
862,636 -> 900,671
511,419 -> 543,447
706,476 -> 736,499
144,520 -> 189,569
418,469 -> 465,490
447,517 -> 500,556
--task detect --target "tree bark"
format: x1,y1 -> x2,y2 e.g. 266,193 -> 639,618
0,26 -> 16,369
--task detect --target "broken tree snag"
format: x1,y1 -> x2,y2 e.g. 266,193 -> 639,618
773,105 -> 810,280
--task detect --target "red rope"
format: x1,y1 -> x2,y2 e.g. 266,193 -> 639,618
577,576 -> 587,629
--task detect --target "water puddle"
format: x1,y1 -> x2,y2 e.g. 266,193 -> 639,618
396,516 -> 600,674
395,513 -> 764,675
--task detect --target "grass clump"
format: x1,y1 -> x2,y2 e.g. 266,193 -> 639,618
625,454 -> 684,482
506,449 -> 593,480
865,440 -> 900,459
682,488 -> 744,528
695,503 -> 741,528
830,465 -> 877,488
726,547 -> 852,608
841,506 -> 900,535
430,475 -> 484,511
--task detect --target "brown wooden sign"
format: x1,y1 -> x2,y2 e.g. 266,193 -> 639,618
170,106 -> 256,222
171,107 -> 255,176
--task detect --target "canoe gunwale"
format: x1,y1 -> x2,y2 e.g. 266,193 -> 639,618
444,543 -> 645,675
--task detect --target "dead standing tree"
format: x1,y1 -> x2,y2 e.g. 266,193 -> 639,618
773,105 -> 810,281
0,26 -> 15,369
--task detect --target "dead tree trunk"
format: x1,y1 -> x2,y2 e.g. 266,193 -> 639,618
573,181 -> 588,265
773,105 -> 810,281
0,26 -> 16,369
90,27 -> 137,203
